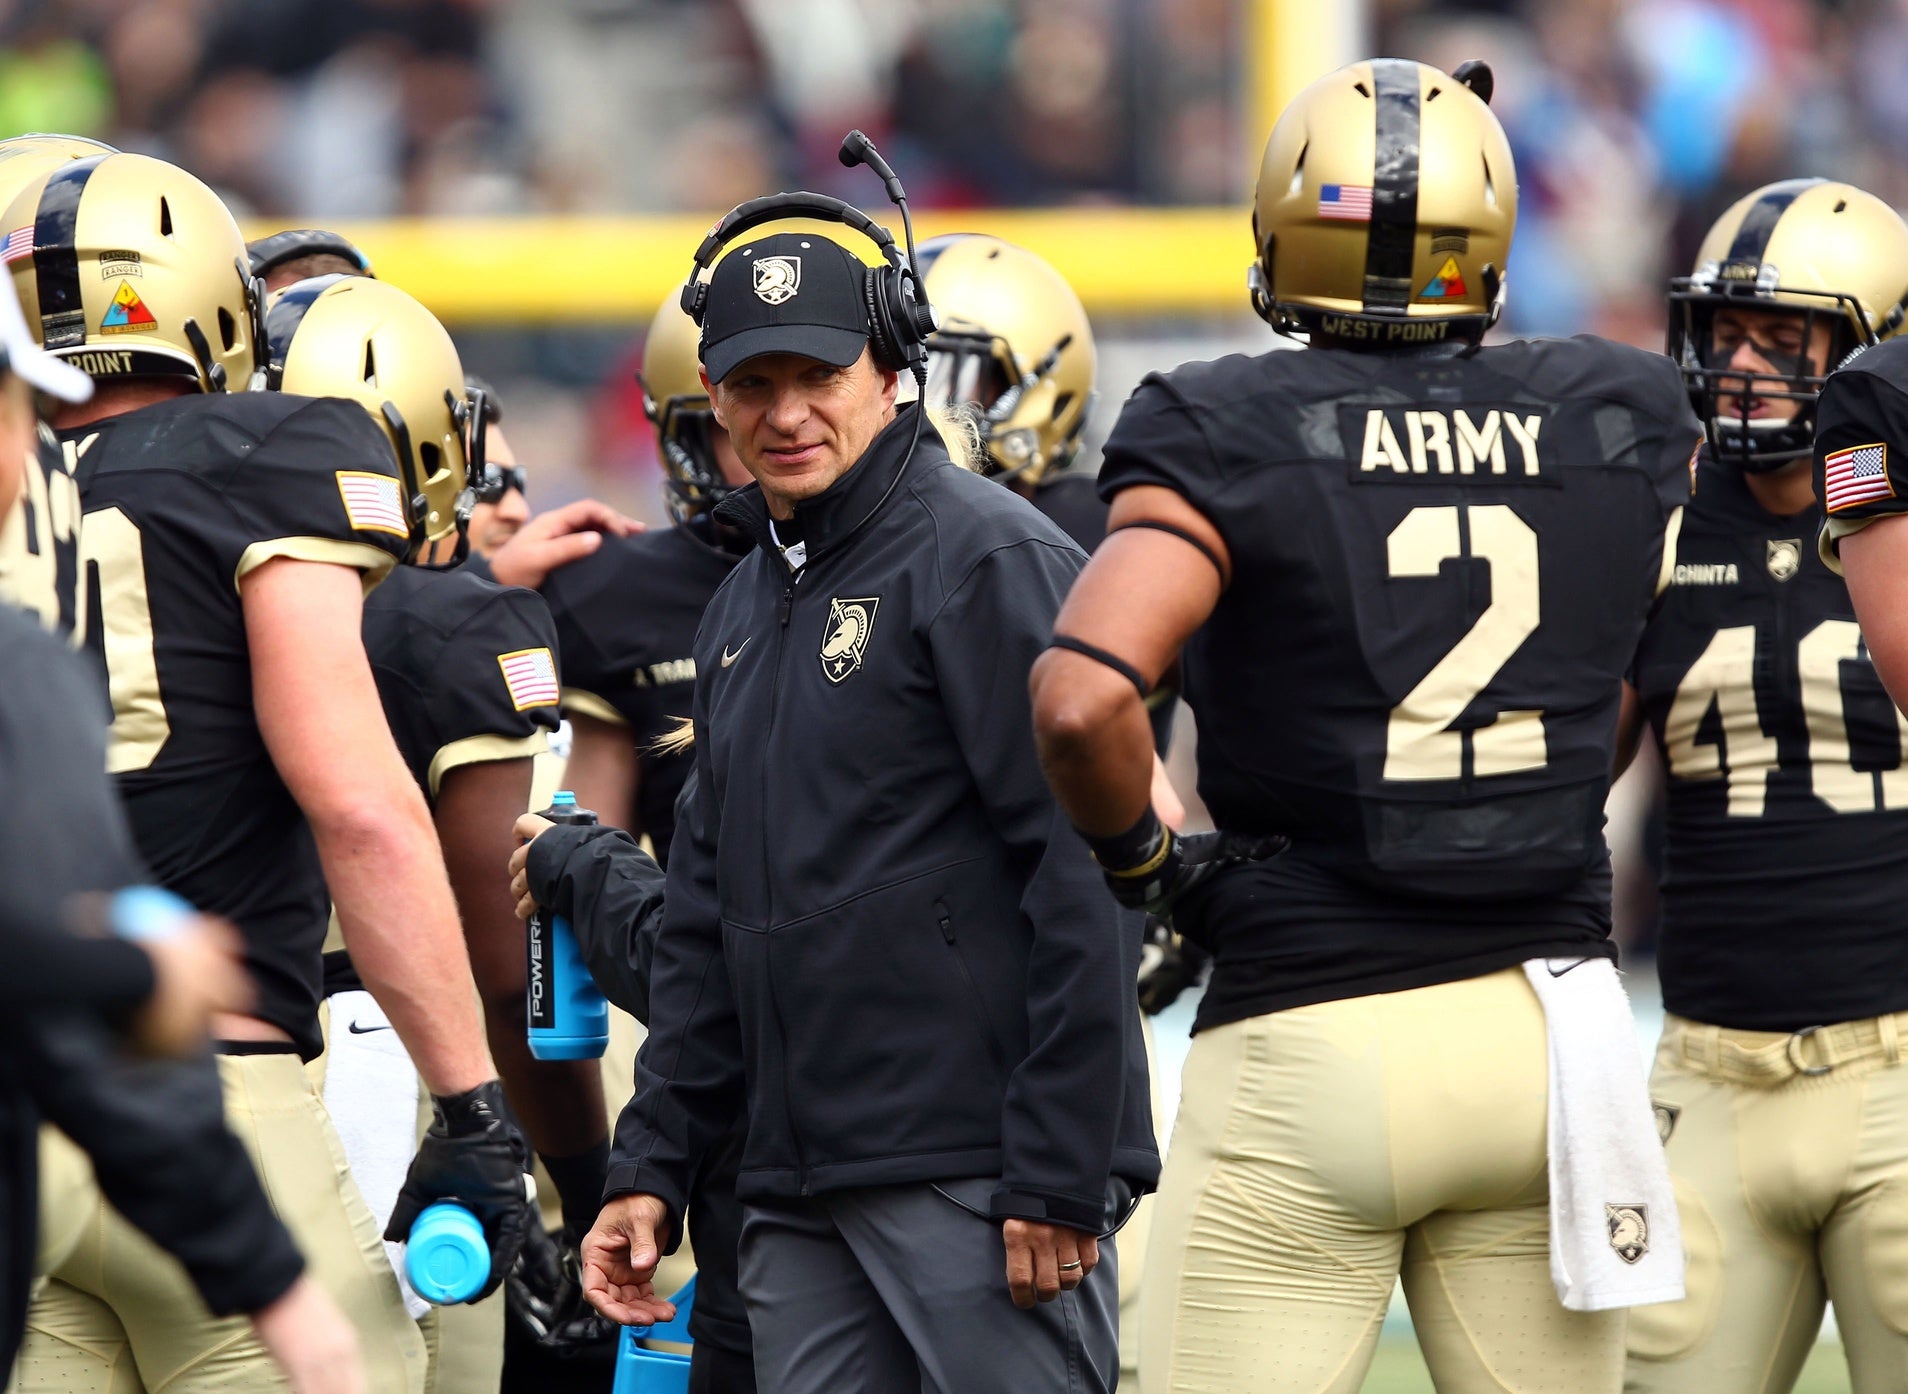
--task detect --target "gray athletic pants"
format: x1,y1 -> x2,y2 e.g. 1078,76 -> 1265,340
739,1178 -> 1120,1393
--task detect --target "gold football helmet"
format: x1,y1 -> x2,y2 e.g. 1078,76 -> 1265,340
913,234 -> 1096,484
1251,58 -> 1513,345
266,275 -> 483,560
2,152 -> 261,391
641,291 -> 726,523
0,134 -> 118,209
1668,178 -> 1908,470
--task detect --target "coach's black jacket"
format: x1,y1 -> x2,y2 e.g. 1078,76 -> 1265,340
584,405 -> 1157,1240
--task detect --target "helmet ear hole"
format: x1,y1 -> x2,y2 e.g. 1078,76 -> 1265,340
362,341 -> 377,386
218,307 -> 237,352
159,197 -> 173,238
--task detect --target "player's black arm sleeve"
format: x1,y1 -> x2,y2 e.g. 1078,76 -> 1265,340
930,539 -> 1138,1235
524,823 -> 669,1022
600,735 -> 745,1249
11,1015 -> 303,1315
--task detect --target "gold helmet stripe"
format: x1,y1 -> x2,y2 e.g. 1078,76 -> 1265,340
30,155 -> 106,350
1365,59 -> 1422,312
1725,178 -> 1815,264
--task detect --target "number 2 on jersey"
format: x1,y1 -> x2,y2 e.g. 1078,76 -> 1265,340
1383,504 -> 1545,781
79,506 -> 171,773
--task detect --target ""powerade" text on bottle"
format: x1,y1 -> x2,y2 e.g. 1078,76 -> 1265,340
526,791 -> 610,1060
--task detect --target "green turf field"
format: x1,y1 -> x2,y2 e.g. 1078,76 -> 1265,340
1355,1337 -> 1853,1392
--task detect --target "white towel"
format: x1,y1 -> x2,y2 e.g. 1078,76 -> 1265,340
321,989 -> 431,1319
1522,957 -> 1684,1312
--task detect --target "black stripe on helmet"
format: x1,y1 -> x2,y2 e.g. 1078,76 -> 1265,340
260,272 -> 351,390
1725,178 -> 1820,264
31,155 -> 107,351
1363,59 -> 1422,312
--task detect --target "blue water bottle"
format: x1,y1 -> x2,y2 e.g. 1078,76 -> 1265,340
526,791 -> 609,1060
405,1202 -> 490,1305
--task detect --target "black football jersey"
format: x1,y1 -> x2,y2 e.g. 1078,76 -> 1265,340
1098,336 -> 1698,1027
1636,455 -> 1908,1031
1817,337 -> 1908,558
540,520 -> 741,864
362,565 -> 560,800
1029,471 -> 1110,553
0,432 -> 85,642
65,393 -> 410,1059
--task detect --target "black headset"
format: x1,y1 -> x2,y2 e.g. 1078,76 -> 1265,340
679,132 -> 938,383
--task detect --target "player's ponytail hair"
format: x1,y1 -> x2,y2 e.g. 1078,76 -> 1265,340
928,404 -> 985,473
650,716 -> 696,756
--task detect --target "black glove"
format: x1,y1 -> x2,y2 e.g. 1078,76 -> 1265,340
1103,827 -> 1287,922
1136,916 -> 1210,1015
385,1079 -> 533,1301
505,1221 -> 622,1359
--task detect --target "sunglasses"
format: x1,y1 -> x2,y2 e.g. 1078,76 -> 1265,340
476,464 -> 527,504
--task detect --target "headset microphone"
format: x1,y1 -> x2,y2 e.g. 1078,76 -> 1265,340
838,130 -> 938,375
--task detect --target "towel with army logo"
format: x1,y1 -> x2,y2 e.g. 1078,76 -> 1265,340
540,523 -> 742,866
1816,337 -> 1908,567
60,391 -> 413,1061
1523,957 -> 1684,1311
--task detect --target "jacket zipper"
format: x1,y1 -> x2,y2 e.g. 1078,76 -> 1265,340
938,905 -> 1012,1080
760,569 -> 812,1194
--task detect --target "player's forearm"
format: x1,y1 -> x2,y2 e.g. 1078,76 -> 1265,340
1842,519 -> 1908,713
321,803 -> 494,1096
1030,651 -> 1159,836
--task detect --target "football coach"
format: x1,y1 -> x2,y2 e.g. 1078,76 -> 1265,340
516,189 -> 1156,1393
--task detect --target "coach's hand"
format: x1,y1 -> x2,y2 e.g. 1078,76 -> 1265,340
250,1274 -> 365,1394
582,1193 -> 677,1326
1003,1218 -> 1098,1311
486,500 -> 641,591
130,913 -> 254,1058
509,813 -> 552,920
385,1080 -> 532,1300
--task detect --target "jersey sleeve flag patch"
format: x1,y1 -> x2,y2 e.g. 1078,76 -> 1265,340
334,470 -> 409,537
1318,185 -> 1373,222
1823,442 -> 1894,513
497,647 -> 560,710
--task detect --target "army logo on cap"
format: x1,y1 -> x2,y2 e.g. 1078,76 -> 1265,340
820,595 -> 879,683
1606,1203 -> 1649,1265
1767,538 -> 1801,582
754,256 -> 801,306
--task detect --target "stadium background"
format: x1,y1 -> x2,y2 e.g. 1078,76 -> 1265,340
4,0 -> 1886,1387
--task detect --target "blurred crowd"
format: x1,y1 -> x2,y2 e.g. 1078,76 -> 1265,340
0,0 -> 1240,218
1390,0 -> 1908,345
8,0 -> 1907,346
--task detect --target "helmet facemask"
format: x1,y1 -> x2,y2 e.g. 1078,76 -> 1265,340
1668,276 -> 1864,473
922,326 -> 1086,482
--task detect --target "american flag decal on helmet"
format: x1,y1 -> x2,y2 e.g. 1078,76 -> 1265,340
2,227 -> 32,263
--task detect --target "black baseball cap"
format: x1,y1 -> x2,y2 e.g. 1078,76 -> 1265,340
699,232 -> 871,384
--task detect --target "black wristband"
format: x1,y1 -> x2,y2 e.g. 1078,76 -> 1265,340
1083,807 -> 1171,878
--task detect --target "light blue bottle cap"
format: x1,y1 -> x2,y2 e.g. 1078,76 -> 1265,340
108,886 -> 196,943
550,790 -> 577,808
405,1202 -> 490,1305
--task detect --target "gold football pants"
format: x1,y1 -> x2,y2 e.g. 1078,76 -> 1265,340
1625,1012 -> 1908,1394
13,1051 -> 427,1394
1140,967 -> 1622,1394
